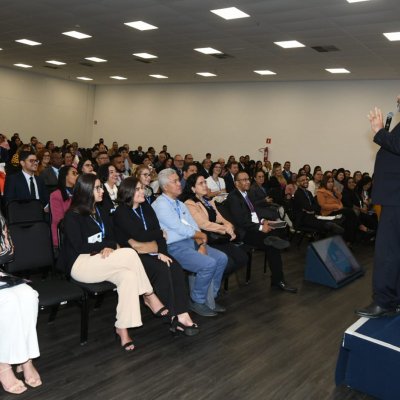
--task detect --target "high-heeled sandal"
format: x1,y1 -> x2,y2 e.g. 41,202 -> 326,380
114,329 -> 135,352
0,366 -> 27,394
143,292 -> 169,318
169,317 -> 200,337
15,361 -> 42,388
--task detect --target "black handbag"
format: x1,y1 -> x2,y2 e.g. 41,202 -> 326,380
202,230 -> 230,245
0,213 -> 14,265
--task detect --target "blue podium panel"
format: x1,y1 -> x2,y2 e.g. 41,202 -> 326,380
336,316 -> 400,400
305,236 -> 364,288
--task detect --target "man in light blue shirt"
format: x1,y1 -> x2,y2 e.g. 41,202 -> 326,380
152,168 -> 228,317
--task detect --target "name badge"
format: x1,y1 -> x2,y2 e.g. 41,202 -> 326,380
181,218 -> 191,226
88,232 -> 102,243
251,212 -> 259,224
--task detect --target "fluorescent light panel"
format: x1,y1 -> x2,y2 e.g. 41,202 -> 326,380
274,40 -> 305,48
346,0 -> 370,2
76,76 -> 93,81
85,57 -> 107,62
62,31 -> 92,39
210,7 -> 250,20
383,32 -> 400,41
133,52 -> 157,59
194,47 -> 222,55
15,39 -> 41,46
14,63 -> 32,68
196,72 -> 217,77
325,68 -> 350,74
254,70 -> 276,75
149,74 -> 168,79
46,60 -> 66,65
124,21 -> 158,31
110,76 -> 127,80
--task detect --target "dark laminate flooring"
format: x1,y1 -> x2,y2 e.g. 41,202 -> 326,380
4,241 -> 378,400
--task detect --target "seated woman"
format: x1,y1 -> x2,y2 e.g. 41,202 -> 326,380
50,165 -> 78,247
135,165 -> 156,204
0,213 -> 41,394
113,177 -> 198,336
356,176 -> 373,211
342,177 -> 378,232
36,149 -> 51,175
284,173 -> 298,199
267,162 -> 286,205
206,162 -> 227,201
98,163 -> 119,214
316,175 -> 358,244
182,174 -> 248,277
59,174 -> 166,351
77,158 -> 95,175
334,168 -> 346,193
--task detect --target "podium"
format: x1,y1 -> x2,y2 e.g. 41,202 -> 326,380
336,316 -> 400,400
305,236 -> 364,288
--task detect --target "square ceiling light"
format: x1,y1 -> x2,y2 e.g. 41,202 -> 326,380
85,57 -> 107,62
194,47 -> 222,55
133,52 -> 158,59
124,21 -> 158,30
15,39 -> 41,46
76,76 -> 93,81
325,68 -> 350,73
14,63 -> 32,68
274,40 -> 305,48
110,76 -> 127,80
383,32 -> 400,41
46,60 -> 66,65
196,72 -> 217,77
210,7 -> 250,20
62,31 -> 92,39
254,70 -> 276,75
150,74 -> 168,79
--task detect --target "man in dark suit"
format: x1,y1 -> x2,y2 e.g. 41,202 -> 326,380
224,161 -> 239,193
4,151 -> 49,207
40,151 -> 63,193
282,161 -> 292,183
172,154 -> 184,180
199,158 -> 211,179
293,175 -> 343,234
357,103 -> 400,318
226,171 -> 297,293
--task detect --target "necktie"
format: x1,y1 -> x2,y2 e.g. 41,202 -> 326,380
244,194 -> 255,213
30,177 -> 37,199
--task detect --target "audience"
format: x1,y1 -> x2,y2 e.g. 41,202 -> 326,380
224,161 -> 239,193
135,165 -> 157,204
40,151 -> 63,193
180,162 -> 198,191
77,158 -> 95,175
206,162 -> 227,200
98,163 -> 119,214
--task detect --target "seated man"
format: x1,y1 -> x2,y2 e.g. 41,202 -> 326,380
224,161 -> 239,193
4,151 -> 49,208
226,171 -> 297,293
39,151 -> 63,193
180,162 -> 198,190
152,168 -> 228,317
292,174 -> 344,234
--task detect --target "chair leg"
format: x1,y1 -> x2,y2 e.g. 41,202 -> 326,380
246,250 -> 253,284
48,305 -> 59,323
80,294 -> 89,346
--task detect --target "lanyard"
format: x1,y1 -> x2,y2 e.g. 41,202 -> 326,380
162,194 -> 181,218
202,197 -> 213,209
90,207 -> 105,238
132,205 -> 147,231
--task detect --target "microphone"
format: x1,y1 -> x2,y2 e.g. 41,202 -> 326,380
385,112 -> 394,131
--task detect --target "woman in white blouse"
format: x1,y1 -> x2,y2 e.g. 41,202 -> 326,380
206,162 -> 227,201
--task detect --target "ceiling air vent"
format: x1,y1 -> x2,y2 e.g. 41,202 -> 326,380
311,45 -> 340,53
79,62 -> 94,67
135,58 -> 157,64
43,65 -> 59,70
211,53 -> 234,59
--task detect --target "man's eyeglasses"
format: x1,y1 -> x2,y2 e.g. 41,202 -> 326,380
237,178 -> 250,182
27,159 -> 39,164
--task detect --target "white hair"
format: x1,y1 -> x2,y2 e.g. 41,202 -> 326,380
158,168 -> 177,190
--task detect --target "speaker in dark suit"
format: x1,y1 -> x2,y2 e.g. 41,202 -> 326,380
4,151 -> 49,207
356,105 -> 400,318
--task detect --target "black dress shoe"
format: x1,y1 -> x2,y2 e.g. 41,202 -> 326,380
271,281 -> 298,293
355,302 -> 400,318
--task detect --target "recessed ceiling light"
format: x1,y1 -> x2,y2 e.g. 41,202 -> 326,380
149,74 -> 168,79
196,72 -> 217,77
14,63 -> 32,68
110,76 -> 127,80
383,32 -> 400,41
124,21 -> 158,31
194,47 -> 222,55
346,0 -> 370,2
85,57 -> 107,63
274,40 -> 305,48
62,31 -> 92,39
254,70 -> 276,75
133,52 -> 158,59
210,7 -> 250,20
76,76 -> 93,81
325,68 -> 350,74
0,48 -> 2,51
46,60 -> 66,66
15,39 -> 41,46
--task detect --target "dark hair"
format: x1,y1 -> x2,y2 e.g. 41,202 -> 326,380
182,162 -> 197,173
209,162 -> 221,176
70,173 -> 98,216
97,163 -> 113,183
227,161 -> 239,169
321,174 -> 334,189
118,146 -> 127,154
234,170 -> 249,182
77,158 -> 93,174
19,150 -> 34,162
313,166 -> 322,175
116,176 -> 140,208
180,173 -> 201,202
58,166 -> 76,201
45,141 -> 53,149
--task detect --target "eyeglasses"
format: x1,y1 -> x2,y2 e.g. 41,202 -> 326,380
140,173 -> 151,177
94,184 -> 104,193
27,159 -> 39,164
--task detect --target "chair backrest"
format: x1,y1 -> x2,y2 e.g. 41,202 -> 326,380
5,221 -> 54,274
7,199 -> 44,224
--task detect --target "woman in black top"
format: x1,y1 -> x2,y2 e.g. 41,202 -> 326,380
59,174 -> 167,351
97,163 -> 119,214
113,177 -> 199,336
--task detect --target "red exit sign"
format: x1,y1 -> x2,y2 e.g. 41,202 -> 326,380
266,138 -> 271,144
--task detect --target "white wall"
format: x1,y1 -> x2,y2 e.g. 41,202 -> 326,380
93,80 -> 400,173
0,67 -> 95,147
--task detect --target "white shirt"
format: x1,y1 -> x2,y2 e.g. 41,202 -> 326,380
22,170 -> 39,200
206,176 -> 226,193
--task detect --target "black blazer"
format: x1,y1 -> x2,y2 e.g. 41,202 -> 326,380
4,171 -> 49,206
226,189 -> 261,240
372,124 -> 400,206
292,188 -> 320,226
39,167 -> 59,193
99,188 -> 116,215
58,207 -> 118,276
248,183 -> 268,208
224,173 -> 235,193
113,202 -> 167,254
342,188 -> 363,209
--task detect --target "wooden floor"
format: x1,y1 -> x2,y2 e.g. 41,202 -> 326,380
4,241 -> 378,400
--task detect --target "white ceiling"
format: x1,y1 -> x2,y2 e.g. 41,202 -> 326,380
1,0 -> 400,85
